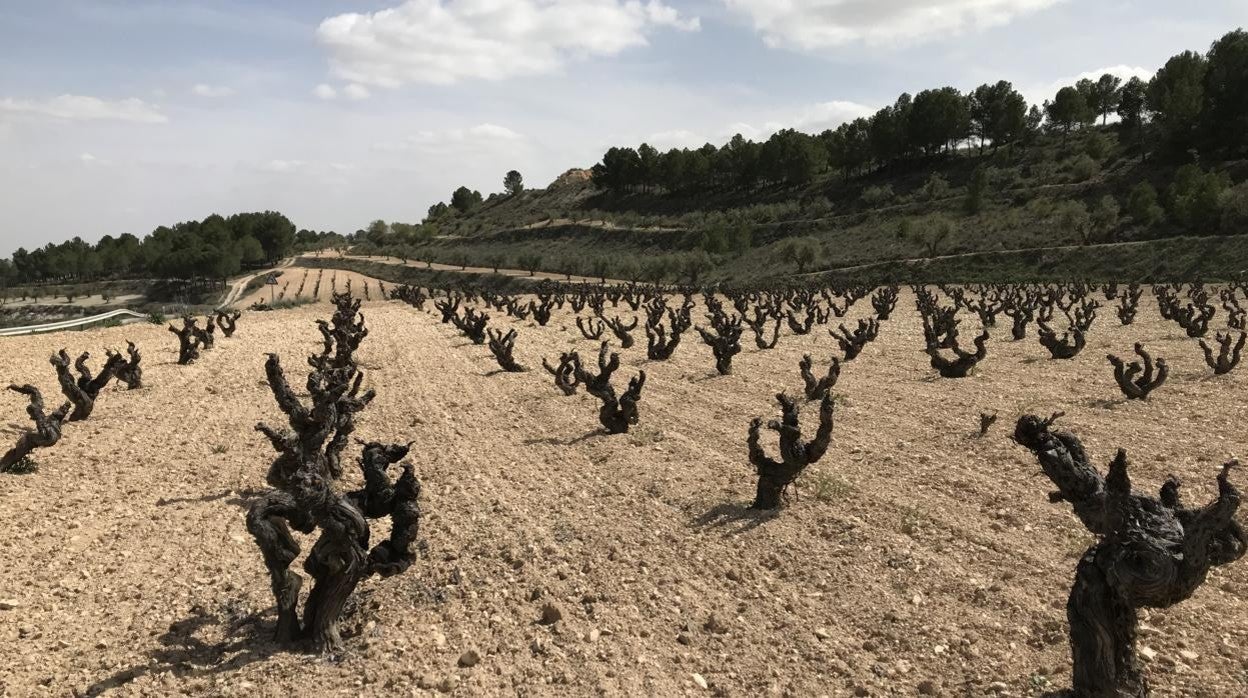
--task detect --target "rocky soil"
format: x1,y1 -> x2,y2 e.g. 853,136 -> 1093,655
0,290 -> 1245,696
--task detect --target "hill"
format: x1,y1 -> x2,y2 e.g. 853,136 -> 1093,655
355,128 -> 1248,285
345,28 -> 1248,285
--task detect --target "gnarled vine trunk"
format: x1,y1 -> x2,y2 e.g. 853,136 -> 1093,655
1,385 -> 71,471
247,292 -> 422,654
1013,414 -> 1244,696
747,393 -> 835,510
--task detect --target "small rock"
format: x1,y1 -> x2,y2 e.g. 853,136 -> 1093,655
458,649 -> 481,668
704,614 -> 729,635
1138,646 -> 1158,663
1178,650 -> 1199,663
692,673 -> 708,690
539,602 -> 562,625
677,632 -> 693,646
917,679 -> 938,695
987,681 -> 1009,693
0,600 -> 19,610
587,629 -> 600,643
814,628 -> 831,640
437,675 -> 460,693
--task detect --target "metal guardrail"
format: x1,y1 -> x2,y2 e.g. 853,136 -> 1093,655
0,309 -> 148,337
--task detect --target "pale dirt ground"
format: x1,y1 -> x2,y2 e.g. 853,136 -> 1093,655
236,269 -> 390,308
0,290 -> 1245,697
0,294 -> 146,309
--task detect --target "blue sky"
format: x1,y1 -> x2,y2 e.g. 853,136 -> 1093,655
2,0 -> 1246,256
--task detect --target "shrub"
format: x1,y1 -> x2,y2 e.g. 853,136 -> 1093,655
778,237 -> 822,273
916,214 -> 956,255
811,471 -> 853,502
1127,182 -> 1165,227
1028,160 -> 1059,183
1068,154 -> 1100,183
642,257 -> 673,283
1219,182 -> 1248,234
1168,165 -> 1230,232
989,166 -> 1023,190
4,456 -> 38,475
1056,200 -> 1092,244
896,218 -> 913,240
264,298 -> 316,311
921,173 -> 951,201
516,253 -> 544,276
615,258 -> 641,282
964,166 -> 989,215
803,196 -> 834,218
680,250 -> 714,282
1084,131 -> 1111,160
147,311 -> 166,325
860,184 -> 895,207
1090,195 -> 1121,240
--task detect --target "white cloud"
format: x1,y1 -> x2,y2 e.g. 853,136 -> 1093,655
1069,65 -> 1154,86
316,0 -> 700,87
763,100 -> 875,133
0,94 -> 167,124
643,129 -> 706,150
374,122 -> 524,152
79,152 -> 113,166
723,0 -> 1062,50
465,123 -> 523,140
258,159 -> 307,174
645,100 -> 874,149
250,160 -> 359,177
312,84 -> 338,100
344,83 -> 371,100
1024,64 -> 1155,109
191,83 -> 235,98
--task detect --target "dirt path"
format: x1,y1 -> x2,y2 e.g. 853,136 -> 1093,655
807,233 -> 1241,277
218,258 -> 294,309
310,252 -> 627,285
0,293 -> 1244,695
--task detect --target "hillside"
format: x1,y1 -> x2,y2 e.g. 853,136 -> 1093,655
358,129 -> 1248,285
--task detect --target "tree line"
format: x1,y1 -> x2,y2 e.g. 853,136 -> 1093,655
0,211 -> 343,287
590,29 -> 1248,194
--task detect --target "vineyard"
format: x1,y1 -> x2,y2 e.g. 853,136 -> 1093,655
0,281 -> 1245,696
237,268 -> 390,308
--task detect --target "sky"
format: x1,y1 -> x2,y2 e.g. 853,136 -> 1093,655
1,0 -> 1246,257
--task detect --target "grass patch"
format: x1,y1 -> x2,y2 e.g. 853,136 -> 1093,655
1,456 -> 39,474
252,297 -> 317,311
900,505 -> 926,537
809,471 -> 853,503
